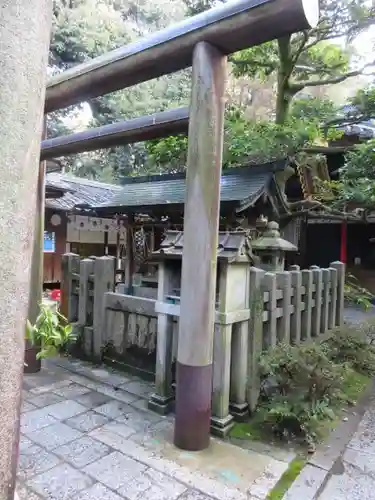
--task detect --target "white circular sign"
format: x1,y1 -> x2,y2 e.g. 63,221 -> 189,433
50,214 -> 62,227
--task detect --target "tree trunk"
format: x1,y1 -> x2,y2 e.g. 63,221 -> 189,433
275,36 -> 293,125
0,1 -> 52,498
275,76 -> 291,125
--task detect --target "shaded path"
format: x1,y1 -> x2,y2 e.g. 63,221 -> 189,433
18,358 -> 293,500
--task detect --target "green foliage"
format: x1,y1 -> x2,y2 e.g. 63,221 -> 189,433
25,304 -> 76,359
147,135 -> 188,173
224,116 -> 322,167
51,0 -> 127,69
290,97 -> 337,123
230,335 -> 373,448
350,86 -> 375,121
344,273 -> 374,311
48,0 -> 189,181
338,139 -> 375,208
146,104 -> 331,170
250,330 -> 375,444
182,0 -> 225,15
325,325 -> 375,375
231,0 -> 375,123
257,343 -> 346,442
267,457 -> 306,500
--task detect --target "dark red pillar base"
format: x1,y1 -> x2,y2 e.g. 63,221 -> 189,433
173,362 -> 212,451
340,220 -> 347,264
24,346 -> 41,374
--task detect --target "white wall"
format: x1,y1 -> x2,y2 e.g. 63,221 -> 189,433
67,215 -> 126,245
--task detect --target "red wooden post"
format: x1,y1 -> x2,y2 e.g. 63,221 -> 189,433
340,220 -> 347,264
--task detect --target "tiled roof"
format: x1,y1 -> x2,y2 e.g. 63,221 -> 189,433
336,104 -> 375,138
94,160 -> 287,214
45,173 -> 121,211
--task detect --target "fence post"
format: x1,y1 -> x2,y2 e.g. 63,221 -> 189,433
263,273 -> 277,348
290,265 -> 302,344
93,256 -> 115,362
61,253 -> 80,322
211,323 -> 233,436
79,259 -> 94,326
301,269 -> 313,341
149,261 -> 174,415
79,258 -> 95,357
331,261 -> 345,326
211,262 -> 235,436
321,269 -> 330,334
311,266 -> 323,338
247,267 -> 265,412
276,272 -> 291,344
230,320 -> 249,420
328,267 -> 338,330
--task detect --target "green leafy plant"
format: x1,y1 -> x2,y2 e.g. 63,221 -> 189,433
325,326 -> 375,375
257,343 -> 346,442
26,304 -> 76,359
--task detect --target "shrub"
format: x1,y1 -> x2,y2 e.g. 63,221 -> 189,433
26,303 -> 76,359
325,326 -> 375,375
257,343 -> 346,442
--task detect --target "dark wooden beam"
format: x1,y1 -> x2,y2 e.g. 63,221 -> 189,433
45,0 -> 319,112
41,108 -> 189,160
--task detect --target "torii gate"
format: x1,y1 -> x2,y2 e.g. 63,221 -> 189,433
0,0 -> 319,495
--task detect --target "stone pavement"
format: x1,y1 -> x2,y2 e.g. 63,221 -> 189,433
344,305 -> 375,325
285,381 -> 375,500
17,357 -> 294,500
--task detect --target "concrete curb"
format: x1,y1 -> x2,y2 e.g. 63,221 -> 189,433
283,378 -> 375,499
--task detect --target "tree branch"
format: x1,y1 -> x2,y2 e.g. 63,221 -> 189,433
291,30 -> 309,67
230,57 -> 276,70
290,62 -> 375,92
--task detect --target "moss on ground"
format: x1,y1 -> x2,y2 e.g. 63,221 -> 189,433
229,417 -> 265,442
341,371 -> 370,403
266,456 -> 306,500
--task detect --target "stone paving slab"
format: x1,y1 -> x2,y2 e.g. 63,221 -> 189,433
82,451 -> 148,492
21,408 -> 58,433
74,483 -> 124,500
65,409 -> 111,432
29,393 -> 64,408
17,358 -> 294,500
42,399 -> 87,420
28,463 -> 94,499
284,379 -> 375,500
75,391 -> 112,409
283,464 -> 327,500
53,435 -> 111,469
25,421 -> 84,450
319,461 -> 375,500
18,447 -> 61,481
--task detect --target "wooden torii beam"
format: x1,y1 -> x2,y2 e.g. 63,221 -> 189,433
41,108 -> 189,159
39,0 -> 320,452
45,0 -> 318,112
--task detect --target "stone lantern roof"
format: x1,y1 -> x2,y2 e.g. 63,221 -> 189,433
252,221 -> 297,252
153,230 -> 253,263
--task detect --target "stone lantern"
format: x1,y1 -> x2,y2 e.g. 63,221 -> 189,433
252,221 -> 297,272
